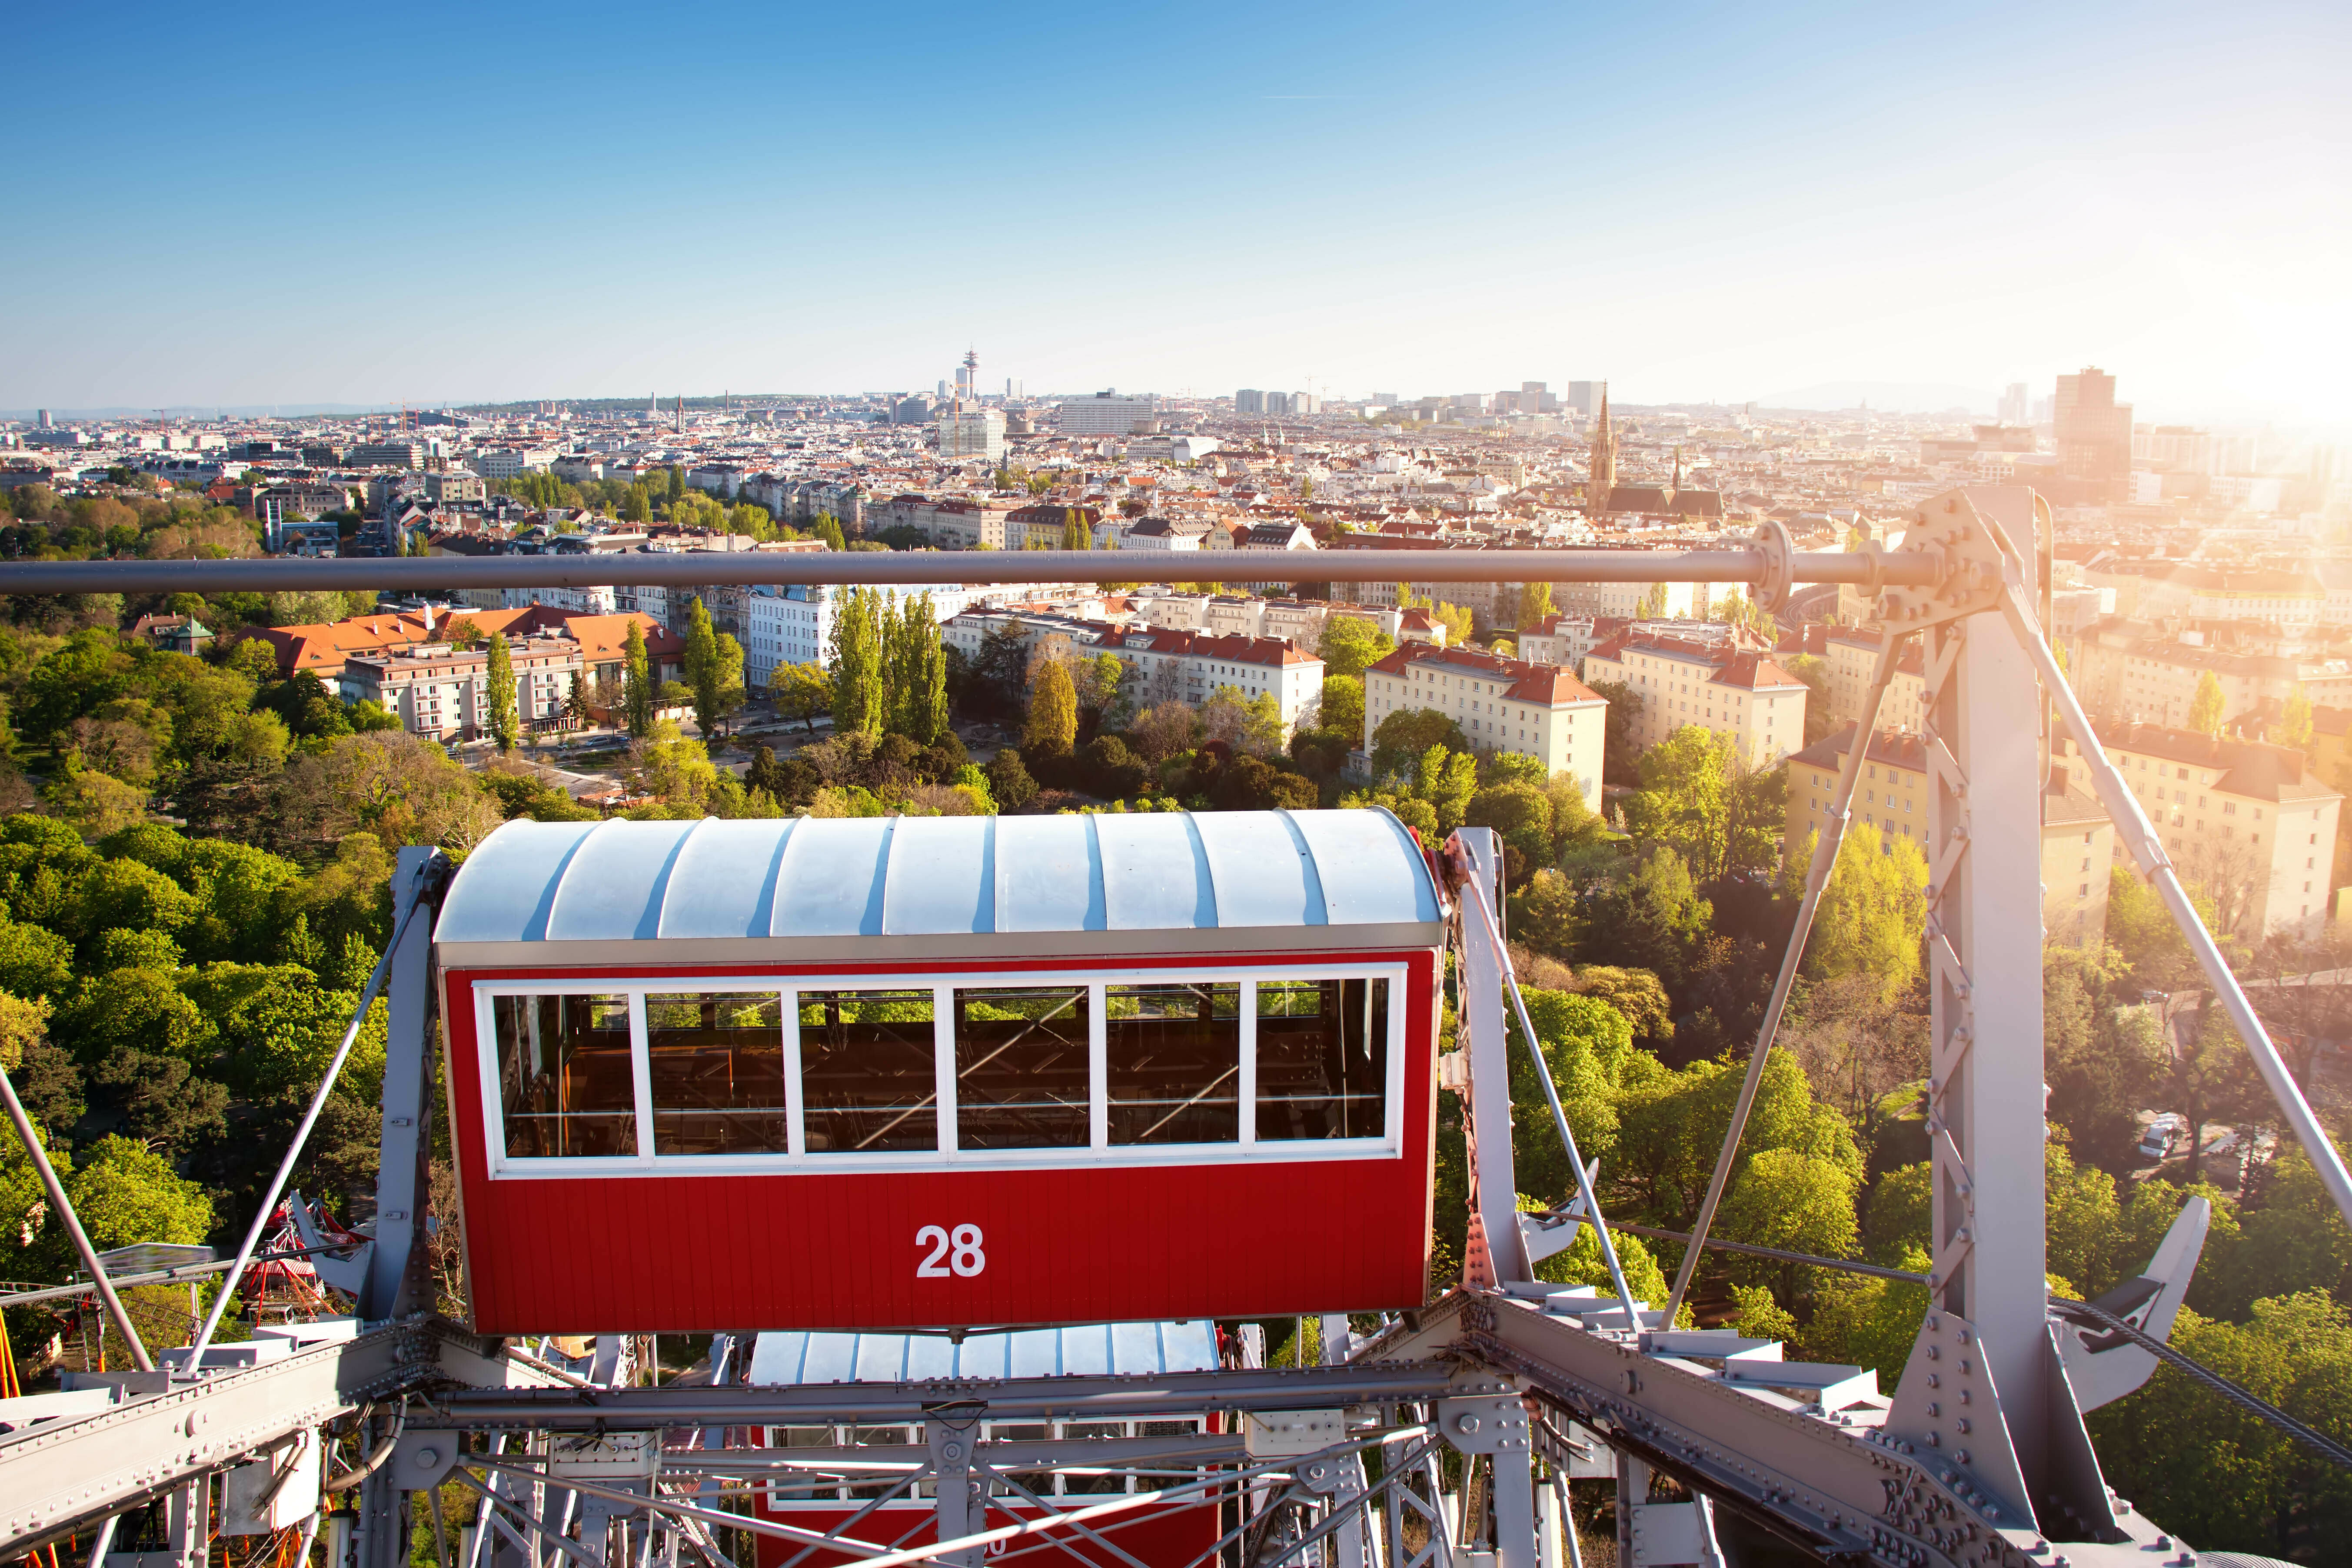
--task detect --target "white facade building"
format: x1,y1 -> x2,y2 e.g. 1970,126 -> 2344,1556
936,409 -> 1007,463
744,583 -> 998,686
1057,393 -> 1158,436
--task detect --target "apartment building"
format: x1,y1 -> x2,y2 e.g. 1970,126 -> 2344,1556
1783,725 -> 2116,946
1057,393 -> 1158,436
470,448 -> 554,479
1552,577 -> 1703,621
341,635 -> 586,741
1821,627 -> 1928,732
261,606 -> 682,688
743,583 -> 995,686
2074,620 -> 2352,728
1360,643 -> 1607,809
2059,722 -> 2342,939
1122,516 -> 1218,551
860,494 -> 1024,549
2139,566 -> 2326,630
1580,628 -> 1808,768
1091,627 -> 1324,731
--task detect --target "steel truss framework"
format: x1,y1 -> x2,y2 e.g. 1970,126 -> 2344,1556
4,491 -> 2345,1568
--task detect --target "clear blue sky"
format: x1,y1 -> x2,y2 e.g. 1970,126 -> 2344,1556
10,1 -> 2349,426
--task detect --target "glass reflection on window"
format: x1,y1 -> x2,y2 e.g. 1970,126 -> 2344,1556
495,993 -> 634,1157
954,986 -> 1089,1149
646,991 -> 785,1154
1256,978 -> 1389,1140
798,989 -> 938,1153
1104,982 -> 1240,1145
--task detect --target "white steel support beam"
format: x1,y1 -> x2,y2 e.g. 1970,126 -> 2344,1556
365,847 -> 444,1321
1920,491 -> 2053,1490
1456,829 -> 1531,1287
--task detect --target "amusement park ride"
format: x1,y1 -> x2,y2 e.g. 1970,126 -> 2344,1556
3,488 -> 2349,1568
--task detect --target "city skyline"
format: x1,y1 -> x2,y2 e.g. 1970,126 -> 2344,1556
9,1 -> 2349,428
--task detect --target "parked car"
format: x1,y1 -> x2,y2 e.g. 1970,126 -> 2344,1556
2137,1113 -> 2186,1162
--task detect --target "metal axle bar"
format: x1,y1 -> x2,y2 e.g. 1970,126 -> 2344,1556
435,1365 -> 1468,1427
0,546 -> 1936,596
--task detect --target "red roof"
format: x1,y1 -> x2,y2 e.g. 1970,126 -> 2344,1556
1364,642 -> 1605,707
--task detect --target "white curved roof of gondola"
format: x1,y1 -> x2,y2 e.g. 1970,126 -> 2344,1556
434,809 -> 1442,964
745,1321 -> 1218,1385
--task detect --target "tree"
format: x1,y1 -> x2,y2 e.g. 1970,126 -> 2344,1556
2089,1291 -> 2352,1561
2166,1001 -> 2270,1184
814,515 -> 847,551
1318,674 -> 1365,743
439,616 -> 484,649
1783,825 -> 1928,1004
1579,847 -> 1712,987
1518,581 -> 1555,630
2275,682 -> 2315,751
1062,509 -> 1093,551
1507,869 -> 1580,957
828,587 -> 886,736
632,719 -> 719,808
1130,702 -> 1199,763
483,634 -> 520,752
1466,781 -> 1554,884
67,1134 -> 214,1248
1621,726 -> 1736,880
883,593 -> 948,745
2189,669 -> 2226,737
2043,945 -> 2166,1173
1417,744 -> 1479,832
1585,679 -> 1643,784
768,660 -> 832,733
680,596 -> 744,740
1782,654 -> 1836,745
562,670 -> 589,731
988,749 -> 1039,810
591,621 -> 649,739
43,758 -> 149,840
1024,661 -> 1078,756
1317,617 -> 1394,679
1637,583 -> 1670,619
1200,688 -> 1284,756
1370,707 -> 1468,782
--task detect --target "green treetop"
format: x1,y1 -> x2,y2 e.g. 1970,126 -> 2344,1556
483,635 -> 519,752
2188,669 -> 2226,737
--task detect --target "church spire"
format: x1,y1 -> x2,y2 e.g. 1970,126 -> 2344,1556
1588,382 -> 1617,514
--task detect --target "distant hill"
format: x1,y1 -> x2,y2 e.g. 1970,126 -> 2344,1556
0,403 -> 410,421
1753,380 -> 1996,415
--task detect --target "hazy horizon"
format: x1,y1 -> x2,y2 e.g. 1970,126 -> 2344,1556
12,1 -> 2349,432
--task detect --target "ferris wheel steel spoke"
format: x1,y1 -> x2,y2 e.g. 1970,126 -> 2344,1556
0,1063 -> 153,1371
1462,879 -> 1636,1315
190,872 -> 427,1366
1662,633 -> 1912,1327
1996,584 -> 2352,1234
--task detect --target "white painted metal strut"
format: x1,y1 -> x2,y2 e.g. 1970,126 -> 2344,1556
1661,630 -> 1913,1328
1997,582 -> 2352,1233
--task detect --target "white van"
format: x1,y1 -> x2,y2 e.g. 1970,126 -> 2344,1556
2138,1114 -> 2186,1162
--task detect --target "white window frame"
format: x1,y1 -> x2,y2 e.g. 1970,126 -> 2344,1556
473,962 -> 1410,1181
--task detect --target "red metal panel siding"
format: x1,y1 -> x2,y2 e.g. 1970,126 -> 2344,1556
443,949 -> 1436,1335
751,1502 -> 1220,1568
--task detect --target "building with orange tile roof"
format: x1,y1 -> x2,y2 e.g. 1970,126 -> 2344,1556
1361,642 -> 1606,807
1581,625 -> 1808,768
